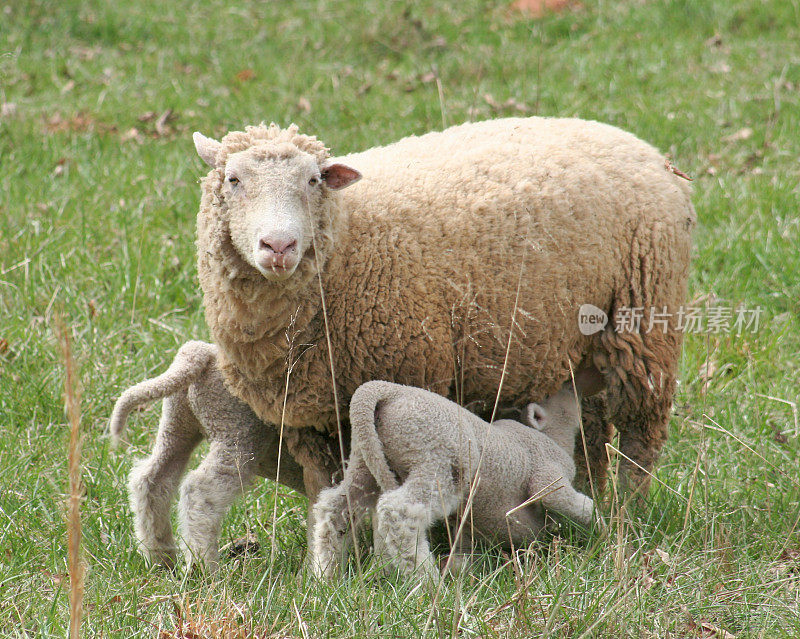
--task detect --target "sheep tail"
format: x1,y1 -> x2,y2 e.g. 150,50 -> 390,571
109,341 -> 217,447
348,381 -> 400,492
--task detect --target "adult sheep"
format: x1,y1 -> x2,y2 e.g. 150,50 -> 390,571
192,117 -> 695,506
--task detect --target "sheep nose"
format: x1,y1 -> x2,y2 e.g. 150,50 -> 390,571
258,236 -> 297,256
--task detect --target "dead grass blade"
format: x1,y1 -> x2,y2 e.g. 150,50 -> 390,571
755,392 -> 799,437
305,195 -> 363,576
55,317 -> 85,639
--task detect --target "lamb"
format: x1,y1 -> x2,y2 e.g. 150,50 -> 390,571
310,380 -> 592,579
109,340 -> 309,571
191,117 -> 696,509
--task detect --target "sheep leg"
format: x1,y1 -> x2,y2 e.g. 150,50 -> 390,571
537,475 -> 594,526
177,442 -> 257,572
282,427 -> 342,553
443,524 -> 476,575
614,372 -> 676,498
597,326 -> 681,497
375,468 -> 456,580
128,392 -> 202,569
574,393 -> 612,493
311,453 -> 379,578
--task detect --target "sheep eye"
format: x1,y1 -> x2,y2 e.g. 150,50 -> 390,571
308,176 -> 320,186
228,176 -> 239,185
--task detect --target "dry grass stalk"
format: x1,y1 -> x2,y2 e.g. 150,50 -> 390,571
55,318 -> 85,639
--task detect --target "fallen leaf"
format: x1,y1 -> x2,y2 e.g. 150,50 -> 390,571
511,0 -> 579,18
0,338 -> 8,355
45,112 -> 96,133
699,622 -> 737,638
419,71 -> 437,83
235,68 -> 256,82
484,93 -> 530,113
42,569 -> 67,586
296,97 -> 311,113
155,109 -> 173,137
655,548 -> 671,565
1,102 -> 16,118
722,127 -> 753,143
60,79 -> 76,94
120,127 -> 143,143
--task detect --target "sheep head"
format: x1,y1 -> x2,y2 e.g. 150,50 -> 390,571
194,124 -> 360,282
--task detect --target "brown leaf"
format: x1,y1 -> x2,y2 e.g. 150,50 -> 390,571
296,97 -> 311,113
699,622 -> 737,638
45,112 -> 96,133
0,338 -> 8,355
235,68 -> 256,82
483,93 -> 530,113
155,109 -> 174,137
511,0 -> 579,18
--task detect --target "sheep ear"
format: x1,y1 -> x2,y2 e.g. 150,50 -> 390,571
525,404 -> 546,430
322,163 -> 361,190
193,132 -> 222,167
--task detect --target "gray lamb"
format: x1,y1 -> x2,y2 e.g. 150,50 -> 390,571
311,380 -> 593,580
109,340 -> 306,571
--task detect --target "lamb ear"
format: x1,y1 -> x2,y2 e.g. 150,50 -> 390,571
321,162 -> 362,190
193,132 -> 222,168
525,403 -> 547,430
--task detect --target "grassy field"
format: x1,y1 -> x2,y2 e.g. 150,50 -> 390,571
1,0 -> 799,636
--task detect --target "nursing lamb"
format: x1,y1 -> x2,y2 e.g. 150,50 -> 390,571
311,381 -> 591,579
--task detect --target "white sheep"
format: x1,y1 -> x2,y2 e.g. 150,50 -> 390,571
310,381 -> 592,580
192,117 -> 696,511
109,340 -> 307,571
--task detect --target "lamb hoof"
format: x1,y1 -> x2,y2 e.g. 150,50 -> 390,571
440,552 -> 474,576
142,547 -> 179,571
226,534 -> 260,558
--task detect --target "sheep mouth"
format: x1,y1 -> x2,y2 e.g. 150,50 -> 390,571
254,261 -> 298,281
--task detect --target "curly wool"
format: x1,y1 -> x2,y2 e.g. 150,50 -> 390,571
196,117 -> 695,490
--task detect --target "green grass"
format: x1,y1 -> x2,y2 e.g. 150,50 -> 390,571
1,0 -> 799,636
